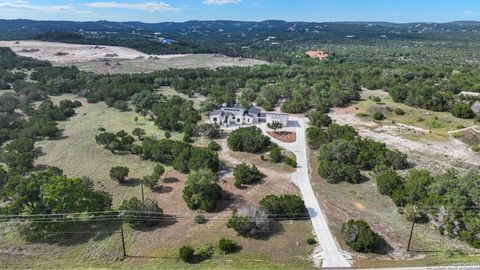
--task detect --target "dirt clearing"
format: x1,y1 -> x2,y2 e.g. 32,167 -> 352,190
0,40 -> 183,63
0,40 -> 268,74
329,104 -> 480,172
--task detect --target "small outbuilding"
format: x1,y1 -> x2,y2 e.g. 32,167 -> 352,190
266,113 -> 289,126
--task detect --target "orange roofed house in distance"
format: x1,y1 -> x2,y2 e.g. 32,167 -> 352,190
305,50 -> 329,60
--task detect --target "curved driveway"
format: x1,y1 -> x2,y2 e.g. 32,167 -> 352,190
260,116 -> 351,268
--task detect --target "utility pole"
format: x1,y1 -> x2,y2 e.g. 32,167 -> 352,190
407,205 -> 417,252
120,219 -> 126,257
141,181 -> 145,205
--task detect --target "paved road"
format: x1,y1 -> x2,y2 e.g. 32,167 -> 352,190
260,117 -> 351,268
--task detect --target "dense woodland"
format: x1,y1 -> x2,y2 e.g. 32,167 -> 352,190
1,19 -> 480,251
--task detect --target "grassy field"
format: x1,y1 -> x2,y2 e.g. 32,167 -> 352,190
0,219 -> 315,270
159,86 -> 206,110
355,90 -> 476,141
63,54 -> 268,74
308,152 -> 480,268
35,94 -> 183,206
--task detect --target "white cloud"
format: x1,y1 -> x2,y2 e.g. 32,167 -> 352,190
84,1 -> 178,12
464,10 -> 477,16
0,1 -> 73,12
203,0 -> 241,6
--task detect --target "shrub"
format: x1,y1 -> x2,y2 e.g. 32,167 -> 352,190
164,131 -> 171,139
372,112 -> 385,120
197,123 -> 222,138
285,156 -> 297,168
207,141 -> 221,151
341,219 -> 380,253
109,166 -> 129,183
375,168 -> 404,196
403,203 -> 418,222
113,100 -> 129,111
197,243 -> 214,259
394,108 -> 405,115
269,145 -> 282,163
194,214 -> 207,224
143,175 -> 158,189
227,126 -> 270,153
267,121 -> 283,131
179,245 -> 195,262
227,205 -> 269,237
308,110 -> 332,127
119,197 -> 163,228
356,112 -> 369,118
318,160 -> 362,184
259,194 -> 307,218
391,187 -> 408,207
307,124 -> 357,150
183,169 -> 222,212
233,163 -> 263,188
218,238 -> 238,253
451,103 -> 474,119
132,128 -> 146,140
183,134 -> 192,143
153,164 -> 165,179
306,237 -> 317,245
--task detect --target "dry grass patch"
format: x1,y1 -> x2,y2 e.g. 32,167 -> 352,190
356,90 -> 475,141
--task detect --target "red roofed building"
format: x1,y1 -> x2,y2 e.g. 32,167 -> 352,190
305,50 -> 329,60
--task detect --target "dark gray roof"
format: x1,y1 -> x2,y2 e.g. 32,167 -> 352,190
209,109 -> 223,116
248,106 -> 261,115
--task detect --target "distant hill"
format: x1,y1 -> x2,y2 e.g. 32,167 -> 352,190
2,19 -> 480,38
1,19 -> 480,58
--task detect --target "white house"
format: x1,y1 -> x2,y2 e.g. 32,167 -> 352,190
209,106 -> 288,127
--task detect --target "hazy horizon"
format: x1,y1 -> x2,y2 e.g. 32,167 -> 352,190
2,18 -> 480,24
0,0 -> 480,23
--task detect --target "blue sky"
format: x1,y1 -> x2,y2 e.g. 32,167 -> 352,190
0,0 -> 479,23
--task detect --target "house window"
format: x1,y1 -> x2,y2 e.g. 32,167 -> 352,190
213,117 -> 217,122
237,118 -> 241,123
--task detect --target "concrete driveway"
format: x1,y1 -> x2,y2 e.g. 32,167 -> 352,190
259,117 -> 352,268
